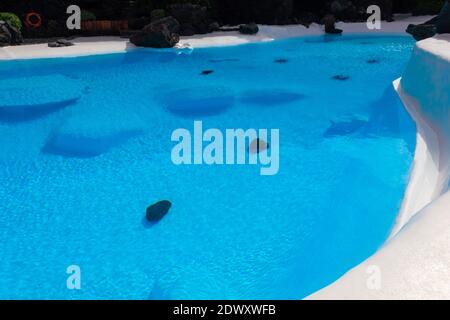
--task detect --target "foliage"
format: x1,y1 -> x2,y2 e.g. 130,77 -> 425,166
151,9 -> 166,21
81,10 -> 96,21
413,0 -> 445,15
0,12 -> 22,30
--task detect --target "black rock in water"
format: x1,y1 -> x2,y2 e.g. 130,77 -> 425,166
146,200 -> 172,222
249,138 -> 269,154
332,75 -> 350,81
201,70 -> 214,75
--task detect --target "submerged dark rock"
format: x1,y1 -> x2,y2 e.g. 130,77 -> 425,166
274,58 -> 289,64
130,16 -> 180,48
249,139 -> 269,154
239,23 -> 259,35
146,200 -> 172,222
332,75 -> 350,81
201,70 -> 214,75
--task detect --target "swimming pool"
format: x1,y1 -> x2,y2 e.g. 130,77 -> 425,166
0,35 -> 416,299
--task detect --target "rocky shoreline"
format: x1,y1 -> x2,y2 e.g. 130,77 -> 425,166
1,1 -> 449,48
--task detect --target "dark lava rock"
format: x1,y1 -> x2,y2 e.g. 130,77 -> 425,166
0,20 -> 23,46
0,23 -> 11,46
48,39 -> 74,48
406,24 -> 437,41
179,23 -> 196,36
130,16 -> 180,48
406,1 -> 449,40
208,22 -> 220,32
48,42 -> 63,48
332,75 -> 350,81
437,0 -> 450,34
146,200 -> 172,222
201,70 -> 214,75
57,39 -> 74,46
168,3 -> 211,35
239,23 -> 259,35
322,14 -> 343,35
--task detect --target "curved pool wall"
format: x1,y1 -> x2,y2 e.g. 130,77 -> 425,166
0,35 -> 417,299
392,35 -> 450,236
310,35 -> 450,299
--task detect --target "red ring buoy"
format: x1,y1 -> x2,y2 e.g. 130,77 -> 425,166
24,12 -> 42,29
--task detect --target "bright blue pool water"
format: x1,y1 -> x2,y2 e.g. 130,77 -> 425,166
0,35 -> 416,299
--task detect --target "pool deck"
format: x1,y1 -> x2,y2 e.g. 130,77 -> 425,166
0,15 -> 432,60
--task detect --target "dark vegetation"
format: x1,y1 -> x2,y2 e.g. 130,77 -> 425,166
0,0 -> 445,38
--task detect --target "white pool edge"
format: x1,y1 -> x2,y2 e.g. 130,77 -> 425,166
390,80 -> 446,236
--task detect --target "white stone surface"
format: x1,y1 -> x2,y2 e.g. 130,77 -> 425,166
392,36 -> 450,235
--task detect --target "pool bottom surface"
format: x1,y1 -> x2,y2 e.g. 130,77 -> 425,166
0,35 -> 416,299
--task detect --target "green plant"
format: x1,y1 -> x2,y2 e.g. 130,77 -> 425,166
0,12 -> 22,30
81,10 -> 96,21
151,9 -> 166,21
413,0 -> 444,15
